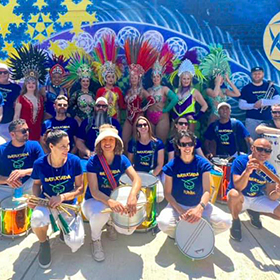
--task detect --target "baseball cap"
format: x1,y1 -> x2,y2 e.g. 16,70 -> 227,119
217,102 -> 231,110
95,97 -> 108,105
251,66 -> 264,73
0,63 -> 9,71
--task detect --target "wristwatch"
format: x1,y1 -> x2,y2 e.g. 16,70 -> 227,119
200,202 -> 206,209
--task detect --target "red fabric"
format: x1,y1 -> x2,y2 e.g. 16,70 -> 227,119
18,95 -> 44,140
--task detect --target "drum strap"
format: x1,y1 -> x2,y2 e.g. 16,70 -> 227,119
98,155 -> 118,190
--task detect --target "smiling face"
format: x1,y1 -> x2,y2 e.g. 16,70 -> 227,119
251,138 -> 272,162
136,118 -> 149,136
218,105 -> 231,120
26,80 -> 37,92
80,78 -> 90,90
251,70 -> 264,84
181,72 -> 192,87
49,136 -> 70,159
130,74 -> 140,86
101,136 -> 116,153
0,67 -> 9,84
175,117 -> 189,132
11,123 -> 29,143
106,73 -> 116,86
177,136 -> 195,156
51,73 -> 63,86
54,99 -> 68,114
152,74 -> 161,86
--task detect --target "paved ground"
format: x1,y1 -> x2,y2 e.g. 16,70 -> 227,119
0,204 -> 280,280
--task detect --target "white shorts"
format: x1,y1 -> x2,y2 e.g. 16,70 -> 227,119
241,195 -> 279,213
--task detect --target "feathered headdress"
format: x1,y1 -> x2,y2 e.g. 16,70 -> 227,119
47,55 -> 69,77
63,52 -> 95,88
124,38 -> 159,77
92,34 -> 122,86
8,44 -> 48,84
199,44 -> 231,79
152,43 -> 175,76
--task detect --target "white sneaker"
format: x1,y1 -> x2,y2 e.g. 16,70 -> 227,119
92,240 -> 105,262
107,224 -> 117,241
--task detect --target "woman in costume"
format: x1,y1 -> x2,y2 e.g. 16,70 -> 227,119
9,44 -> 47,141
82,124 -> 141,262
30,129 -> 83,268
43,55 -> 68,120
146,44 -> 178,143
65,52 -> 96,125
122,38 -> 158,153
200,45 -> 240,124
157,130 -> 231,238
94,35 -> 126,121
170,50 -> 208,132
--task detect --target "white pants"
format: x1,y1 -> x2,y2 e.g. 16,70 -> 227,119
241,195 -> 280,213
157,203 -> 232,238
0,122 -> 11,142
82,198 -> 137,241
0,178 -> 33,202
245,118 -> 263,140
156,173 -> 165,203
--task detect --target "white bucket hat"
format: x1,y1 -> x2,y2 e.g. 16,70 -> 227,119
94,124 -> 123,148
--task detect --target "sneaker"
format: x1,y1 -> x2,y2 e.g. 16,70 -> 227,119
247,209 -> 262,229
59,231 -> 65,243
92,240 -> 105,262
230,219 -> 242,242
107,224 -> 117,241
39,239 -> 51,269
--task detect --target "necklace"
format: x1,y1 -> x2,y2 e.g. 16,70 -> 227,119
152,85 -> 162,92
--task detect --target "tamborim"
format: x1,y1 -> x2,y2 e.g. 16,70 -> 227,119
110,186 -> 146,229
175,218 -> 215,260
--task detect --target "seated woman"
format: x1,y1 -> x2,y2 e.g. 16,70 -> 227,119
82,124 -> 141,262
30,130 -> 84,269
127,116 -> 165,202
157,130 -> 231,238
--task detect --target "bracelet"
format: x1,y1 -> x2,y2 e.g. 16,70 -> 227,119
200,202 -> 206,209
61,194 -> 65,201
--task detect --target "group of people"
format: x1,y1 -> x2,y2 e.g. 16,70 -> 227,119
0,38 -> 280,269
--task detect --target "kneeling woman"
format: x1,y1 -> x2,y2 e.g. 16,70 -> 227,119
30,130 -> 83,268
157,131 -> 231,238
82,124 -> 141,262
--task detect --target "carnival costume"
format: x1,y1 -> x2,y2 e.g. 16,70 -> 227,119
93,35 -> 126,120
8,44 -> 47,140
124,38 -> 158,125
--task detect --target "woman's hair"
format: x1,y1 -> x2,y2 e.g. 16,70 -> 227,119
45,129 -> 68,148
134,116 -> 156,142
174,130 -> 197,157
20,80 -> 39,97
170,116 -> 189,138
178,72 -> 193,93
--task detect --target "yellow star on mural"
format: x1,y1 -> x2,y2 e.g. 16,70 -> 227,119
49,40 -> 83,58
3,42 -> 15,58
34,0 -> 46,10
0,0 -> 24,37
57,0 -> 97,34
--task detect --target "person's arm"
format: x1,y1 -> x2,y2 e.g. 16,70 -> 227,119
70,136 -> 78,154
245,136 -> 253,147
40,136 -> 49,154
13,100 -> 22,120
194,89 -> 208,113
152,149 -> 164,176
168,151 -> 174,162
261,94 -> 280,107
266,183 -> 280,201
224,74 -> 241,97
76,138 -> 91,159
256,124 -> 280,135
0,106 -> 3,123
32,179 -> 42,197
162,88 -> 178,113
239,99 -> 255,110
127,152 -> 134,164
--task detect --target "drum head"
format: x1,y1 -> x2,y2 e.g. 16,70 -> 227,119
120,172 -> 158,188
175,219 -> 215,260
0,196 -> 26,210
111,186 -> 146,205
211,157 -> 229,166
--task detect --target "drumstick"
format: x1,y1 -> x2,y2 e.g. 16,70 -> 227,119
101,201 -> 147,214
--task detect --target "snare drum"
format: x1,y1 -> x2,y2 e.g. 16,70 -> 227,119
263,133 -> 280,175
0,196 -> 32,238
120,172 -> 158,231
110,186 -> 146,229
175,218 -> 215,260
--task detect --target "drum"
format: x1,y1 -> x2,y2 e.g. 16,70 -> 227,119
211,157 -> 231,203
263,133 -> 280,175
78,159 -> 88,221
175,218 -> 215,260
110,186 -> 147,229
0,136 -> 6,145
0,196 -> 32,238
210,169 -> 223,204
120,172 -> 158,231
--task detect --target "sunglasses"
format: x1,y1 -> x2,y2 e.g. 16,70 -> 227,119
272,111 -> 280,115
0,71 -> 8,75
178,121 -> 188,126
57,103 -> 68,107
96,104 -> 108,109
136,123 -> 148,128
254,146 -> 272,154
178,141 -> 194,147
15,128 -> 30,134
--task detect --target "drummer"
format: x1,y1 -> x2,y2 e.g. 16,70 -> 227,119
227,138 -> 280,242
157,130 -> 231,239
256,104 -> 280,135
204,102 -> 253,158
30,129 -> 84,268
127,116 -> 165,202
0,119 -> 44,201
82,124 -> 141,262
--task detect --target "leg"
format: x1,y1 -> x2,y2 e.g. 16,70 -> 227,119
155,113 -> 170,143
122,120 -> 133,155
227,189 -> 244,219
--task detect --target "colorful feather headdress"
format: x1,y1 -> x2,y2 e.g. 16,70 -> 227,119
92,34 -> 122,86
124,38 -> 159,77
63,52 -> 95,88
8,44 -> 48,84
47,55 -> 69,77
199,44 -> 231,79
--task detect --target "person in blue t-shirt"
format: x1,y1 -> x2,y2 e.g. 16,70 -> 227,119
82,124 -> 141,262
157,130 -> 231,239
0,91 -> 4,123
76,97 -> 122,159
239,66 -> 280,140
40,95 -> 78,153
227,138 -> 280,242
204,102 -> 253,157
30,129 -> 83,269
0,119 -> 44,201
0,63 -> 21,141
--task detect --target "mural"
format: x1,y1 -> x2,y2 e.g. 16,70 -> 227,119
0,0 -> 279,121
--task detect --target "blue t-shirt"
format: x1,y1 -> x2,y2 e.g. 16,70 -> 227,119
41,117 -> 79,150
0,141 -> 44,183
0,91 -> 4,106
77,117 -> 122,151
166,137 -> 201,153
227,154 -> 275,197
85,154 -> 131,199
128,138 -> 164,172
31,154 -> 83,203
240,82 -> 279,120
204,119 -> 250,156
163,155 -> 212,206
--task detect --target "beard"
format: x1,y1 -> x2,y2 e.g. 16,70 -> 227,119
94,110 -> 108,128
